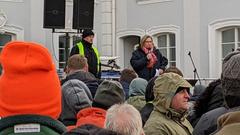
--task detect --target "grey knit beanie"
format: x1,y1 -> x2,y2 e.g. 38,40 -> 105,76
222,51 -> 240,97
93,80 -> 125,109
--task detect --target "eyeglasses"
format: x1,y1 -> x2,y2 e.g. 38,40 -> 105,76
145,40 -> 152,43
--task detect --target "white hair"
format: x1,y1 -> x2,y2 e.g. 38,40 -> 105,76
105,103 -> 144,135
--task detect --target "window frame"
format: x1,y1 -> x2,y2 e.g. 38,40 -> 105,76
156,32 -> 176,67
220,27 -> 240,59
147,25 -> 180,68
208,19 -> 240,78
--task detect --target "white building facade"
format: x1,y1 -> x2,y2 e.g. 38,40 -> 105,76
1,0 -> 240,80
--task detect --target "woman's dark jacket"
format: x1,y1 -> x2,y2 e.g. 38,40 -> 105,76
130,48 -> 168,81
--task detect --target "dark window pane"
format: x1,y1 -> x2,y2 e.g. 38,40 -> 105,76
59,36 -> 70,69
169,34 -> 175,47
59,54 -> 65,60
170,48 -> 176,61
0,34 -> 12,47
59,42 -> 65,48
159,49 -> 167,58
222,28 -> 234,43
238,28 -> 240,42
0,34 -> 12,75
59,49 -> 65,54
158,35 -> 167,47
222,44 -> 234,58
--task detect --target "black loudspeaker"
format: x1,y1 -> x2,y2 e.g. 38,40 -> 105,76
72,0 -> 94,30
43,0 -> 66,29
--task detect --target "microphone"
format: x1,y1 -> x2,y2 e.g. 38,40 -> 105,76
188,51 -> 191,56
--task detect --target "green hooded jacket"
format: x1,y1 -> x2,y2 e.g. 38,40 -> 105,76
127,96 -> 146,111
144,73 -> 193,135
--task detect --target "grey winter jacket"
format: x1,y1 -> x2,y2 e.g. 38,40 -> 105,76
193,106 -> 240,135
193,107 -> 228,135
59,79 -> 92,126
61,70 -> 99,97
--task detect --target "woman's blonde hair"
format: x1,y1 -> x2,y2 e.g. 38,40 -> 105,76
140,35 -> 153,48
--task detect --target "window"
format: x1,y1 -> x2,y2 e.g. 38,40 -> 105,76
58,35 -> 81,69
157,33 -> 176,66
221,27 -> 240,59
208,19 -> 240,78
0,33 -> 12,75
59,36 -> 70,69
0,33 -> 12,53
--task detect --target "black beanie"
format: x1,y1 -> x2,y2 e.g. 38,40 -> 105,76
82,29 -> 94,39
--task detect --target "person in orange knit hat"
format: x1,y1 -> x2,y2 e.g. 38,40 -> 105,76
0,41 -> 66,134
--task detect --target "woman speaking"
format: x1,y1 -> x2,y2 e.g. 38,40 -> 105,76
130,35 -> 168,81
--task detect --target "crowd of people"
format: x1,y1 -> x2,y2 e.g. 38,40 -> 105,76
0,30 -> 240,135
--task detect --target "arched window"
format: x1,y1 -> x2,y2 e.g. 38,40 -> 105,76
157,33 -> 176,66
221,27 -> 240,59
208,19 -> 240,78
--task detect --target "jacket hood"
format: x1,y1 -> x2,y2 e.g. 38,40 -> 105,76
153,73 -> 192,117
127,96 -> 146,111
60,79 -> 92,124
63,79 -> 93,101
129,78 -> 148,96
76,107 -> 106,128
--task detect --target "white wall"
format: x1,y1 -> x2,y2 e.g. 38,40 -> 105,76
183,0 -> 200,78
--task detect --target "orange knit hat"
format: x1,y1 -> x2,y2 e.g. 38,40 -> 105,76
0,41 -> 61,119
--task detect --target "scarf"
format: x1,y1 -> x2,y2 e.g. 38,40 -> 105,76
142,47 -> 157,68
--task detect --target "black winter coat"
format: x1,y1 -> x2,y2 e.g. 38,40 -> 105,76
130,48 -> 168,81
140,103 -> 154,126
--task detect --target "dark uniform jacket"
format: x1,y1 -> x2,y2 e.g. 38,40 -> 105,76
70,40 -> 101,78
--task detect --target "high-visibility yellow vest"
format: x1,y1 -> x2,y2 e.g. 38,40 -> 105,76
77,42 -> 100,72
